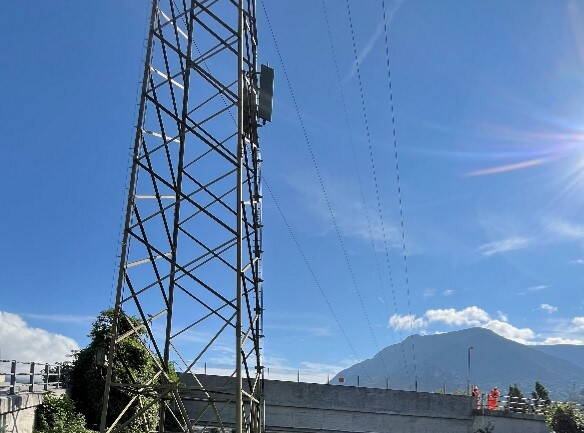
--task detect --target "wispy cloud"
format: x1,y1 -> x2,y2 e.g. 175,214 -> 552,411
344,0 -> 406,81
518,284 -> 548,295
422,288 -> 436,298
541,337 -> 584,345
265,323 -> 334,337
477,236 -> 531,256
573,317 -> 584,330
464,158 -> 547,177
539,304 -> 558,314
345,21 -> 384,81
22,313 -> 95,324
261,355 -> 358,384
527,285 -> 548,292
442,289 -> 455,296
286,170 -> 403,248
546,218 -> 584,240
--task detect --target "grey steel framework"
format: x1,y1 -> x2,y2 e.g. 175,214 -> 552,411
99,0 -> 265,432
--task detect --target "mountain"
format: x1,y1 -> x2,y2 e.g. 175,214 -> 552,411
332,328 -> 584,400
534,344 -> 584,369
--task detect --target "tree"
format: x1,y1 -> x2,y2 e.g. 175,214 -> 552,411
508,384 -> 523,399
69,310 -> 178,433
545,403 -> 584,433
508,384 -> 524,412
35,392 -> 92,433
532,381 -> 551,405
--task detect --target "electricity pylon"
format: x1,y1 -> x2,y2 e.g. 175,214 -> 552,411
99,1 -> 271,432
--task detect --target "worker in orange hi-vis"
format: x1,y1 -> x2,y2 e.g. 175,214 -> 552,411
487,387 -> 500,410
493,387 -> 501,407
471,386 -> 480,409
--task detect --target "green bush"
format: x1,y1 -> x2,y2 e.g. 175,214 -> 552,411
69,310 -> 180,433
545,402 -> 584,433
474,422 -> 495,433
35,393 -> 93,433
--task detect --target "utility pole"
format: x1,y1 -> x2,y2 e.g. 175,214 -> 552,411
98,1 -> 272,432
467,346 -> 474,395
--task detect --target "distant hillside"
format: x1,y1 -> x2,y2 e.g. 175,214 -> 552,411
332,328 -> 584,400
534,344 -> 584,370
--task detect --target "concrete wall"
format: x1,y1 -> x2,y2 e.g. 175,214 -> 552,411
472,410 -> 550,433
182,374 -> 550,433
0,391 -> 63,433
264,380 -> 472,433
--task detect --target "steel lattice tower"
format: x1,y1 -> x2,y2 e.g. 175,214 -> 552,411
99,0 -> 270,432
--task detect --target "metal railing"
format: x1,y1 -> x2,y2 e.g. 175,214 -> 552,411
475,394 -> 578,414
0,360 -> 64,395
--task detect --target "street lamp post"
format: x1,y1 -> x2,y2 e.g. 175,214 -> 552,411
467,346 -> 474,395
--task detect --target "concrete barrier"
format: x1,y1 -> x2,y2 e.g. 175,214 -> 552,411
181,374 -> 550,433
0,390 -> 64,433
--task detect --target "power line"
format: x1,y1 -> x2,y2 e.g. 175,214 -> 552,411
343,0 -> 411,385
259,0 -> 383,356
380,0 -> 418,390
320,0 -> 401,382
264,180 -> 362,363
320,0 -> 387,317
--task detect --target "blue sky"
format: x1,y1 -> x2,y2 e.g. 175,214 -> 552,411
2,0 -> 584,381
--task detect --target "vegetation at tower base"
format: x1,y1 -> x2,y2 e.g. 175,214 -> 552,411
474,422 -> 494,433
545,402 -> 584,433
34,393 -> 92,433
68,310 -> 179,433
532,381 -> 551,405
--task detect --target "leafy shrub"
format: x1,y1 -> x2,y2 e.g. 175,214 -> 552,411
69,310 -> 180,433
475,422 -> 495,433
35,392 -> 93,433
546,402 -> 584,433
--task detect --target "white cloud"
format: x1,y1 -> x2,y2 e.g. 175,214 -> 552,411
387,307 -> 584,346
540,304 -> 558,314
0,311 -> 79,362
572,317 -> 584,330
388,314 -> 427,331
481,320 -> 535,345
570,259 -> 584,265
425,306 -> 490,326
388,306 -> 535,344
542,337 -> 584,345
442,289 -> 455,296
477,236 -> 531,256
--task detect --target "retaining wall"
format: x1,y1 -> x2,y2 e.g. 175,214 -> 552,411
181,374 -> 551,433
0,390 -> 64,433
